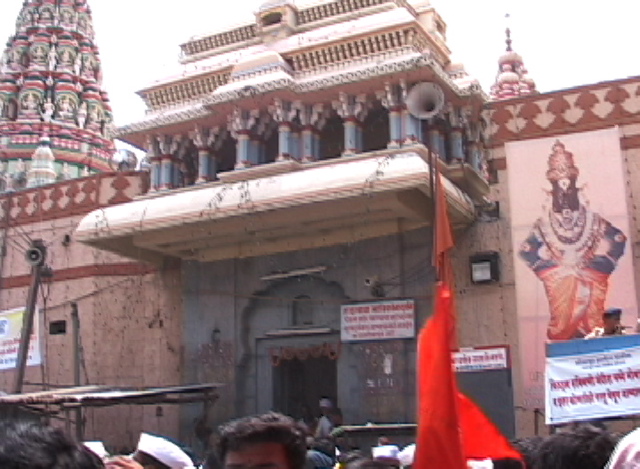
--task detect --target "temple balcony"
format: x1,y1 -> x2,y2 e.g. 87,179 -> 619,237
75,144 -> 479,264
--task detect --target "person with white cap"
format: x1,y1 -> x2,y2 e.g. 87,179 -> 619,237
371,445 -> 400,468
606,427 -> 640,469
132,433 -> 196,469
84,441 -> 110,461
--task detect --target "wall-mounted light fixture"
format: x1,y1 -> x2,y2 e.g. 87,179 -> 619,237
469,251 -> 500,284
211,327 -> 221,344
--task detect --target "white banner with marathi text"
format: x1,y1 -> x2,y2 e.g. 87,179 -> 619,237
341,299 -> 415,341
453,346 -> 509,373
545,345 -> 640,424
0,306 -> 41,371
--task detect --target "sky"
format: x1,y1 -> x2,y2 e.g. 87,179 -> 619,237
0,0 -> 638,149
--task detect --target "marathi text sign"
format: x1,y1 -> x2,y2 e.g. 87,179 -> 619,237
453,347 -> 509,373
0,307 -> 41,371
546,342 -> 640,425
341,299 -> 415,342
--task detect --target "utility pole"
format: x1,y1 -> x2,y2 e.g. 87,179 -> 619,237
71,302 -> 84,440
12,239 -> 46,394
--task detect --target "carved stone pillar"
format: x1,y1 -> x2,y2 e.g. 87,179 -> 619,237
377,82 -> 406,148
145,135 -> 161,191
464,118 -> 482,172
403,111 -> 422,145
294,102 -> 325,162
270,99 -> 298,162
229,108 -> 259,169
190,126 -> 222,183
446,106 -> 465,163
333,93 -> 369,156
157,134 -> 179,190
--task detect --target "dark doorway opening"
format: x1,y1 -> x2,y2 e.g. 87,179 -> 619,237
273,355 -> 337,424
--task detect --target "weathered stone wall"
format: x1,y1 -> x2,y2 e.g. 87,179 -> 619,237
0,173 -> 184,450
182,229 -> 440,441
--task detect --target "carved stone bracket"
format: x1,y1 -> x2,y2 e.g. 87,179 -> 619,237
333,92 -> 370,122
229,107 -> 260,139
293,102 -> 326,130
376,80 -> 408,110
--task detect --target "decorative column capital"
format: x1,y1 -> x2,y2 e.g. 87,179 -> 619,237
229,107 -> 260,139
190,125 -> 209,150
376,80 -> 408,110
269,98 -> 296,123
144,134 -> 159,158
158,134 -> 175,156
293,102 -> 326,130
333,92 -> 370,121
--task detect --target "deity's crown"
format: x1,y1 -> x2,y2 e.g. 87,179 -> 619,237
546,140 -> 579,181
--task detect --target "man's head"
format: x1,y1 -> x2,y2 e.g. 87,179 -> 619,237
217,412 -> 307,469
603,308 -> 623,334
0,421 -> 103,469
319,398 -> 333,413
533,425 -> 617,469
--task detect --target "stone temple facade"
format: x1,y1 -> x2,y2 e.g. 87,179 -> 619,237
77,0 -> 502,444
0,0 -> 116,192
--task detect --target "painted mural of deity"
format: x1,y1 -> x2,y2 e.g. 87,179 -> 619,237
518,140 -> 627,340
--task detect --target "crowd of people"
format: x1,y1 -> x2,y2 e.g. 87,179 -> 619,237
2,411 -> 640,469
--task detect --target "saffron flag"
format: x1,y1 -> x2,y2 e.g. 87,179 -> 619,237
459,393 -> 523,462
414,280 -> 466,469
414,170 -> 522,468
414,170 -> 465,469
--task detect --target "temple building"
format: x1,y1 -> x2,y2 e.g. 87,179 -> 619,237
0,0 -> 116,192
0,0 -> 637,448
77,0 -> 505,442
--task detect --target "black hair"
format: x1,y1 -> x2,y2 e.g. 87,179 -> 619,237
346,458 -> 393,469
533,425 -> 617,469
511,436 -> 544,469
0,421 -> 103,469
217,412 -> 307,469
203,451 -> 221,469
133,451 -> 171,469
493,459 -> 524,469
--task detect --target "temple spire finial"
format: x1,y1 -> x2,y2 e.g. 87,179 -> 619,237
505,13 -> 512,52
489,13 -> 538,101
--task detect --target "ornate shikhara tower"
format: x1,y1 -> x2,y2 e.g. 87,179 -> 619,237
0,0 -> 116,191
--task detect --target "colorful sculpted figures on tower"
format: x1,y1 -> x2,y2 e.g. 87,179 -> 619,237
518,141 -> 627,340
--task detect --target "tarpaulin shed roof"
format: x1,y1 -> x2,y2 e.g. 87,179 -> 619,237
0,383 -> 221,412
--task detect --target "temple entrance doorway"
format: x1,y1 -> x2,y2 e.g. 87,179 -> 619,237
269,341 -> 339,427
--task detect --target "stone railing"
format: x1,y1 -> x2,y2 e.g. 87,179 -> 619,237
141,26 -> 418,112
0,172 -> 149,227
142,72 -> 231,111
180,24 -> 258,59
287,27 -> 416,72
298,0 -> 389,25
